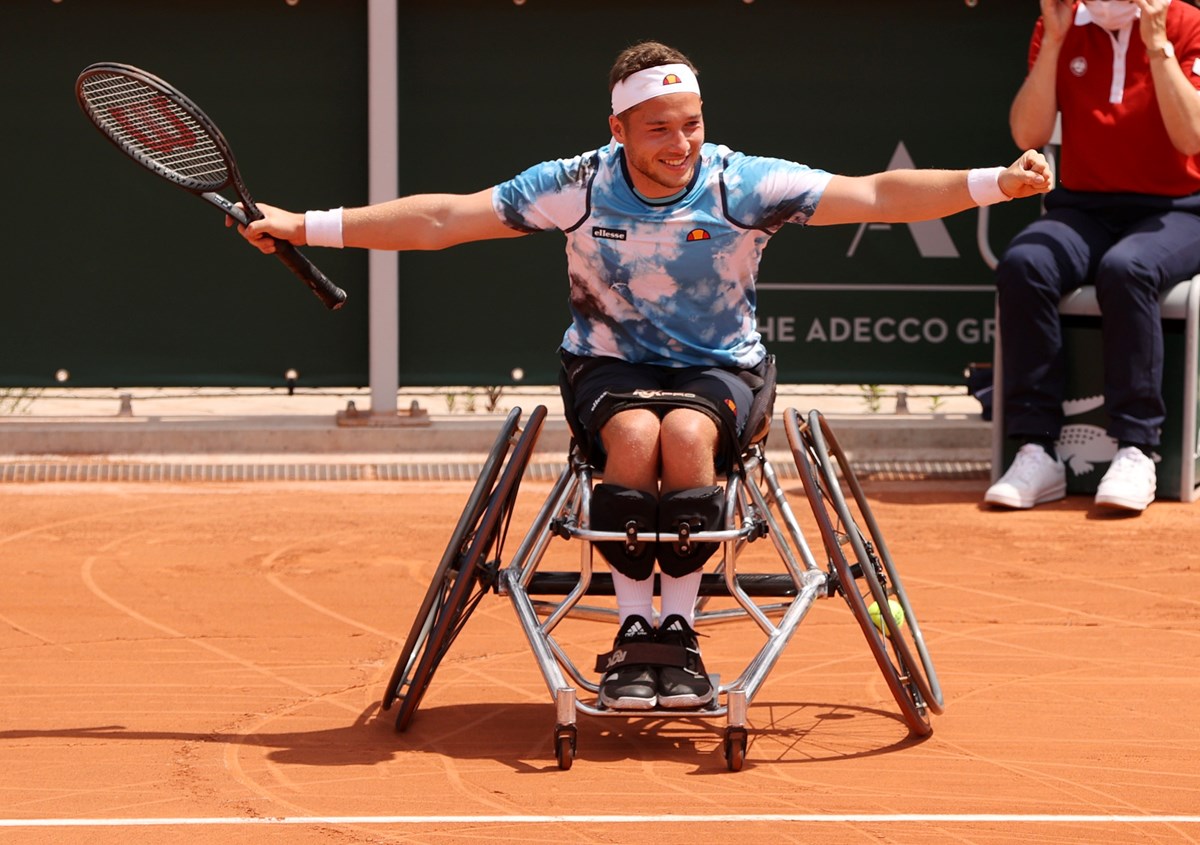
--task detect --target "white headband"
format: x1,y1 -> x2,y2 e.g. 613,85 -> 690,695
610,63 -> 701,116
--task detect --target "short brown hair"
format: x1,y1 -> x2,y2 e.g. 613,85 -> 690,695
608,41 -> 698,91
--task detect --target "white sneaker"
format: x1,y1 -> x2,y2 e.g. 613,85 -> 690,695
1094,446 -> 1156,512
985,443 -> 1067,509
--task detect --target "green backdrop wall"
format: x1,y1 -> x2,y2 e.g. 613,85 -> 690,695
1,0 -> 1041,388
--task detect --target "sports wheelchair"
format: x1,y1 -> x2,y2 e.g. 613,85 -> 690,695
381,359 -> 943,770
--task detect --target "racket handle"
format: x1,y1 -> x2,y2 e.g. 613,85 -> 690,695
219,197 -> 346,310
271,239 -> 348,310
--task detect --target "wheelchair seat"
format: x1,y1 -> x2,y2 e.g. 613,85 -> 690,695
558,355 -> 778,473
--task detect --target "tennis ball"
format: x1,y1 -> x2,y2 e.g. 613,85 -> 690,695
867,598 -> 905,635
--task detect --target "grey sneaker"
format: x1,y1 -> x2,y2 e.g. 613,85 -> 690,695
598,615 -> 658,710
1095,446 -> 1156,512
985,443 -> 1067,509
655,614 -> 714,709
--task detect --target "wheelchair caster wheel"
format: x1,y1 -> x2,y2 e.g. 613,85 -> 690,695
723,726 -> 748,772
554,724 -> 577,770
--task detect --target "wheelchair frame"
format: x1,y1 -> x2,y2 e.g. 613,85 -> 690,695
381,402 -> 943,771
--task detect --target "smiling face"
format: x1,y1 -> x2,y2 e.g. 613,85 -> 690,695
609,92 -> 704,199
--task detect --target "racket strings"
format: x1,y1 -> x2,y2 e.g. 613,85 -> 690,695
80,73 -> 229,190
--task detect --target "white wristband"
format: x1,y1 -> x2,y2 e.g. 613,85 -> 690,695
304,208 -> 344,248
967,167 -> 1011,206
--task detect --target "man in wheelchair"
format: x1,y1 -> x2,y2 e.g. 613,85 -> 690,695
236,42 -> 1054,711
561,351 -> 760,709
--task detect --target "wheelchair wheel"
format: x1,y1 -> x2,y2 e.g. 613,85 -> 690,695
554,724 -> 577,771
785,408 -> 944,737
382,406 -> 547,732
723,726 -> 748,772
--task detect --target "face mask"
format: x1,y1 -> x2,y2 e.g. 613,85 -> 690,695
1084,1 -> 1139,30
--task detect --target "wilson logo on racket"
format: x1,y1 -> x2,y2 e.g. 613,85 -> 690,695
108,96 -> 195,155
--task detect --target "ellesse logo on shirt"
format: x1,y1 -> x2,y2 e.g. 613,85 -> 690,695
592,226 -> 626,240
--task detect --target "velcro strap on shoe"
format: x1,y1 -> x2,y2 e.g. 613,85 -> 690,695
594,642 -> 688,673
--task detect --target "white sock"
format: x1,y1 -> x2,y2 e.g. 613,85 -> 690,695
659,569 -> 703,627
609,568 -> 656,626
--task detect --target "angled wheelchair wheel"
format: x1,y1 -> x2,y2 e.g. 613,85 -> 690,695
382,406 -> 547,732
785,408 -> 944,737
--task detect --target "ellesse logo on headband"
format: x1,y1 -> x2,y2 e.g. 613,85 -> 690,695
662,73 -> 683,85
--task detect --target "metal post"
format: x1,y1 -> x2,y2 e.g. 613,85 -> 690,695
367,0 -> 399,416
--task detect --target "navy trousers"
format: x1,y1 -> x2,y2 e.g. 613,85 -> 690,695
995,189 -> 1200,448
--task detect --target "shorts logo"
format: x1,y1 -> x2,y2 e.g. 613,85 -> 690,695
632,389 -> 698,400
593,226 -> 627,241
686,228 -> 711,241
1070,56 -> 1087,77
662,74 -> 683,86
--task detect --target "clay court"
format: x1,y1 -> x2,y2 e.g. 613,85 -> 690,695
2,469 -> 1198,844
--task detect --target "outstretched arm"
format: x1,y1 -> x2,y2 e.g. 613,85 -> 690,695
807,149 -> 1053,227
233,188 -> 526,254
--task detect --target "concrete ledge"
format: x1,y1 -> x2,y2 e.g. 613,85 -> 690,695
0,410 -> 991,465
0,414 -> 568,458
816,415 -> 992,462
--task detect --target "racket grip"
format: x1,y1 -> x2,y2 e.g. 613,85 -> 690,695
271,240 -> 348,310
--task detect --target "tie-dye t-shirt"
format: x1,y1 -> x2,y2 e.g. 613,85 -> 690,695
492,142 -> 832,368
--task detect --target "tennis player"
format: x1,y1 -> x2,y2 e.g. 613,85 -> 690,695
236,40 -> 1052,711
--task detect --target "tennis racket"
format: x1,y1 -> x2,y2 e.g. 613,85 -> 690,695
75,62 -> 347,311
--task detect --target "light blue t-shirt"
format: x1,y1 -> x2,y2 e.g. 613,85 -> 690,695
492,142 -> 832,368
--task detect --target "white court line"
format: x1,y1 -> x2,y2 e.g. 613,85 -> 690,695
1,814 -> 1199,827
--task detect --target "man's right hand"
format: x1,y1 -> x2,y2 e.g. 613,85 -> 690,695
225,203 -> 305,254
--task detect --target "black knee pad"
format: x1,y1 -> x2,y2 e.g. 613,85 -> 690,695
589,483 -> 658,580
656,485 -> 725,576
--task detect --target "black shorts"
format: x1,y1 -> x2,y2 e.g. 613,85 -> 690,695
560,351 -> 757,463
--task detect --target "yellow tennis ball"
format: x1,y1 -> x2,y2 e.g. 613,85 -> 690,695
867,598 -> 905,635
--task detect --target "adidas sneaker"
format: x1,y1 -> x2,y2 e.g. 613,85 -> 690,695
598,614 -> 658,710
655,614 -> 714,709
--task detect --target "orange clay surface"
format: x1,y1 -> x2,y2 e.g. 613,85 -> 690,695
1,478 -> 1198,844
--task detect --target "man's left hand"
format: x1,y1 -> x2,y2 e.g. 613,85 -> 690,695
1001,149 -> 1055,199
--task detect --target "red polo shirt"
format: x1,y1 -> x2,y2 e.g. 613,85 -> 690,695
1030,1 -> 1200,196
